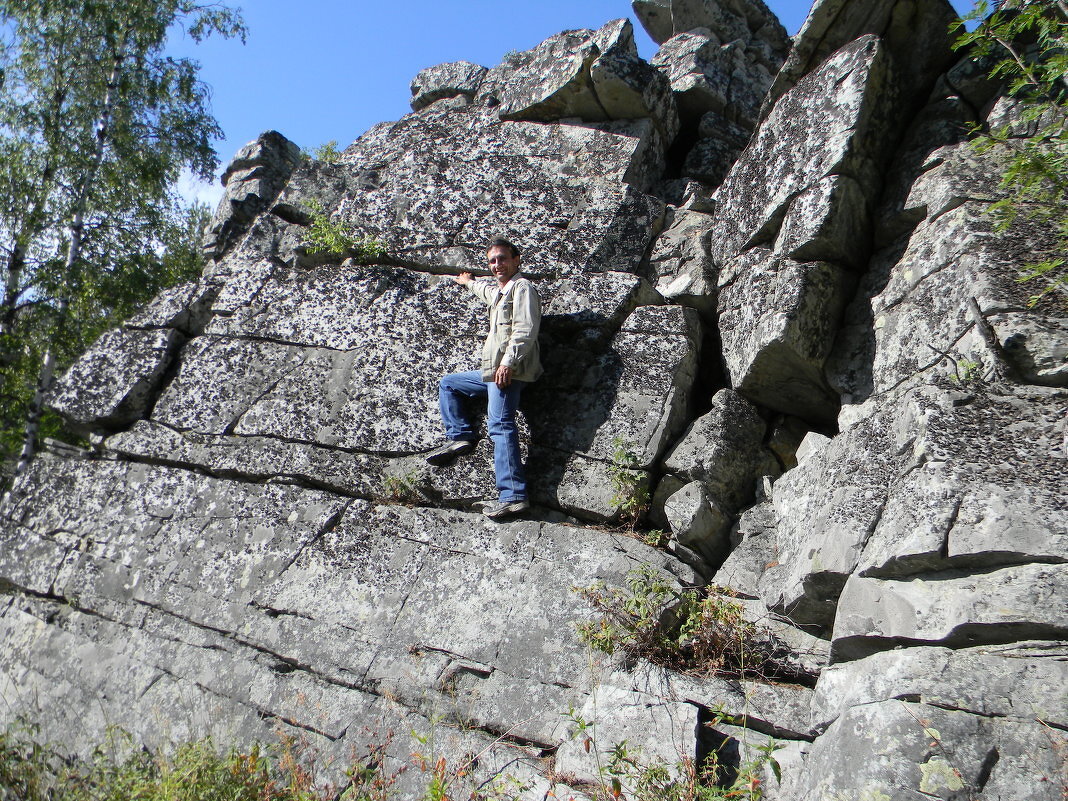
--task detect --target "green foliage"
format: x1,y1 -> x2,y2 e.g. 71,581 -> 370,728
952,0 -> 1068,308
563,707 -> 780,801
0,721 -> 534,801
0,723 -> 331,801
381,469 -> 423,503
304,199 -> 387,262
609,437 -> 650,528
313,140 -> 343,164
0,0 -> 244,474
950,356 -> 984,383
575,566 -> 766,679
0,201 -> 210,476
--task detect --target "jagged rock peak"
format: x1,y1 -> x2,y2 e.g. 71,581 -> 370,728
632,0 -> 790,64
201,130 -> 302,262
409,60 -> 488,112
491,18 -> 680,143
760,0 -> 960,120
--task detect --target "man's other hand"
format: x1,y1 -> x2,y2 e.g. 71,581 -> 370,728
494,364 -> 513,388
454,272 -> 473,286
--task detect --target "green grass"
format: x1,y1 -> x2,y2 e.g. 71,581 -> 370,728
0,723 -> 338,801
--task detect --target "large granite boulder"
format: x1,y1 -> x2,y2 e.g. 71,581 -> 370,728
632,0 -> 790,75
761,0 -> 959,121
202,131 -> 303,262
48,328 -> 181,431
327,103 -> 666,269
651,28 -> 776,129
759,381 -> 1067,632
497,19 -> 679,143
660,389 -> 779,514
711,35 -> 899,424
410,60 -> 488,111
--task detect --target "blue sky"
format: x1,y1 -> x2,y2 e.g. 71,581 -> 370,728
172,0 -> 978,205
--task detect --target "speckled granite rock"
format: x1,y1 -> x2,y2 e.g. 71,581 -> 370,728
660,389 -> 779,514
711,36 -> 897,424
410,60 -> 487,111
202,131 -> 303,261
633,0 -> 790,77
762,382 -> 1068,632
762,0 -> 958,121
49,328 -> 181,430
497,19 -> 679,143
0,457 -> 697,789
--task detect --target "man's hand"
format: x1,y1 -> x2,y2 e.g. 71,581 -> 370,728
454,271 -> 473,286
494,364 -> 513,388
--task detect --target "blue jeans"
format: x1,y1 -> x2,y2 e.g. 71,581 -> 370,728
438,370 -> 527,502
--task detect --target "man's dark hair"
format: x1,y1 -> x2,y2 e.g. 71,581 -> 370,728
486,237 -> 520,258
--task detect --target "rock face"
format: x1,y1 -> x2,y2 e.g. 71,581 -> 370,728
410,61 -> 487,111
201,131 -> 303,261
640,0 -> 789,189
3,1 -> 1067,799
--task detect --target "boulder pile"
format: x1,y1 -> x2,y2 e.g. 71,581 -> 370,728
2,0 -> 1065,798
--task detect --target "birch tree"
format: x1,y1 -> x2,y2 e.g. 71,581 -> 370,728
0,0 -> 244,475
954,0 -> 1068,308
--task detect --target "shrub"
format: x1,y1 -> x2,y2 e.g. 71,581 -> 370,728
304,199 -> 387,262
313,140 -> 343,164
609,438 -> 650,529
952,0 -> 1068,309
575,565 -> 771,680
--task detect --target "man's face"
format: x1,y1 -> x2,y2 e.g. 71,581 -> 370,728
487,245 -> 520,285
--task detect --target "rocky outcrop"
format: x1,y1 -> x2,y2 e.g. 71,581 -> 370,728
201,131 -> 303,261
410,61 -> 488,111
641,0 -> 789,190
3,1 -> 1067,799
496,19 -> 679,144
760,0 -> 959,120
632,0 -> 790,71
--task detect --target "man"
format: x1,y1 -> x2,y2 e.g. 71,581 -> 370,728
426,238 -> 543,520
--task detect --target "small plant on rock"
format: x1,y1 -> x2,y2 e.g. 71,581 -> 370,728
313,140 -> 343,164
575,565 -> 767,679
304,199 -> 387,262
562,706 -> 779,801
381,469 -> 424,504
609,437 -> 650,529
951,357 -> 984,384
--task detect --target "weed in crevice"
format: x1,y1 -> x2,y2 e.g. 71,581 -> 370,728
574,565 -> 776,681
609,437 -> 651,530
562,705 -> 780,801
381,469 -> 425,504
344,729 -> 406,801
304,199 -> 387,262
949,357 -> 983,385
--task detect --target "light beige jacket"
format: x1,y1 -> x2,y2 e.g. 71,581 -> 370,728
466,276 -> 543,383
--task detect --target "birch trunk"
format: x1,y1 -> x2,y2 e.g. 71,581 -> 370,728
14,55 -> 123,476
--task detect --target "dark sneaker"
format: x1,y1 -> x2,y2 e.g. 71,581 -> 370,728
425,439 -> 476,466
482,499 -> 530,520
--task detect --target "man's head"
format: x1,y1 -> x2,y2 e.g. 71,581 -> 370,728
486,238 -> 521,286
